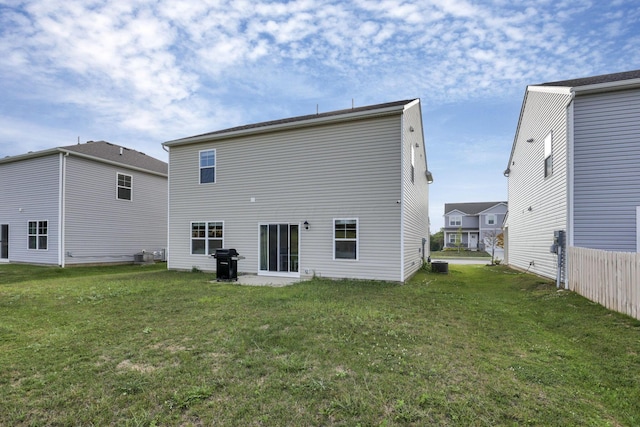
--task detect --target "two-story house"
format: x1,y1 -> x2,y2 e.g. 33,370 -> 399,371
443,202 -> 507,252
163,99 -> 433,282
0,141 -> 167,266
504,69 -> 640,280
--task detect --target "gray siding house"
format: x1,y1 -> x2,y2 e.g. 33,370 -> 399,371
0,141 -> 167,266
163,99 -> 432,282
443,202 -> 507,252
504,69 -> 640,280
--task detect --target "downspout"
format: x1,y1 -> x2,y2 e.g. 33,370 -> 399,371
162,143 -> 170,266
399,116 -> 405,282
565,91 -> 576,290
58,152 -> 68,267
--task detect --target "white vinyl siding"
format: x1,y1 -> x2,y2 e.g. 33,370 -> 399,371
506,87 -> 571,279
0,155 -> 60,264
573,88 -> 640,251
167,112 -> 408,281
64,156 -> 167,264
401,101 -> 430,279
0,151 -> 167,266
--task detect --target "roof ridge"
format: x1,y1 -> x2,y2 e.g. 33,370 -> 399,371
171,99 -> 417,142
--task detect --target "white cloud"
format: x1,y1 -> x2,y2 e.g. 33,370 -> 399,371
1,0 -> 639,217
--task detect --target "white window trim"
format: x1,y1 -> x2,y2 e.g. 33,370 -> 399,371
190,221 -> 224,256
410,144 -> 415,184
116,172 -> 133,201
544,131 -> 553,178
449,215 -> 462,226
28,219 -> 48,251
333,218 -> 359,261
199,149 -> 216,184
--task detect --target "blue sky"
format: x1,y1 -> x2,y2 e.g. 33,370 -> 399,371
1,0 -> 639,231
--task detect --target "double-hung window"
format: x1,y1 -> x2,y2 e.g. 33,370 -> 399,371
200,150 -> 216,184
117,173 -> 132,200
334,219 -> 358,260
410,145 -> 415,183
448,234 -> 459,244
191,221 -> 223,255
449,216 -> 462,226
486,214 -> 496,225
544,132 -> 553,178
28,220 -> 48,250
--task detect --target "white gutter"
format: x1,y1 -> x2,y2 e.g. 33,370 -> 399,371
571,77 -> 640,95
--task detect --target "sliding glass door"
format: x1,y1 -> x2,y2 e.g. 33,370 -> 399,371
259,224 -> 299,275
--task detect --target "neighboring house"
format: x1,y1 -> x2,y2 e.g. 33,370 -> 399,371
163,99 -> 432,282
443,202 -> 507,252
504,69 -> 640,280
0,141 -> 168,266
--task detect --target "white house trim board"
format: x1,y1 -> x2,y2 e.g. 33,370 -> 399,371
571,78 -> 640,95
527,85 -> 573,95
567,97 -> 575,248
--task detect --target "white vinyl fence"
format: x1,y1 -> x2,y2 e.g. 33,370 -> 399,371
568,247 -> 640,320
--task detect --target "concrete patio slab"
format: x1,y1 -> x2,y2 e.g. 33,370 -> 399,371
211,274 -> 301,287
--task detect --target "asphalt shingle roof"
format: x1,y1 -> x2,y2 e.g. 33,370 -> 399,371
540,69 -> 640,88
169,99 -> 416,142
61,140 -> 167,175
444,201 -> 507,216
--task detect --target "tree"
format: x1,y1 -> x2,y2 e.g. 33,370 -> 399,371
430,229 -> 444,252
455,226 -> 463,253
483,229 -> 504,265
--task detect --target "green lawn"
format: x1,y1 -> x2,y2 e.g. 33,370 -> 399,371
1,263 -> 639,426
